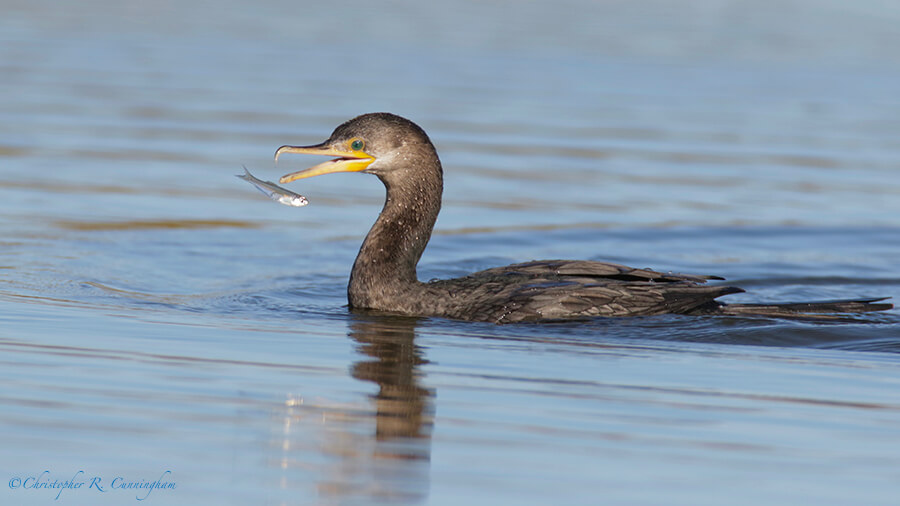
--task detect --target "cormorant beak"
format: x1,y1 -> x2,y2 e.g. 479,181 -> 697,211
275,143 -> 375,183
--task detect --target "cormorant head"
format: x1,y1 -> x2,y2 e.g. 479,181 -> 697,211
276,113 -> 438,183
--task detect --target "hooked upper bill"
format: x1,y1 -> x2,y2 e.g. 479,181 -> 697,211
275,143 -> 375,183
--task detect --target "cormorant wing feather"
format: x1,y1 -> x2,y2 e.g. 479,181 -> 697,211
440,260 -> 743,323
473,259 -> 723,283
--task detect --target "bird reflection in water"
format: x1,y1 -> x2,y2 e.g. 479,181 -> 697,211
279,315 -> 434,503
349,315 -> 434,446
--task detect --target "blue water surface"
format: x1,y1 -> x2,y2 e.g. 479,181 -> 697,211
1,0 -> 899,505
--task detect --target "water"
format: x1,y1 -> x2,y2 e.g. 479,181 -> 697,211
2,0 -> 900,504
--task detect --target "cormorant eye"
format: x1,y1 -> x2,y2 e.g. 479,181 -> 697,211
350,138 -> 365,151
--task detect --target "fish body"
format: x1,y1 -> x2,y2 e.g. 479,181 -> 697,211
238,167 -> 309,207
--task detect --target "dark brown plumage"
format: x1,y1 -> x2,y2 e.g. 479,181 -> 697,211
275,113 -> 892,323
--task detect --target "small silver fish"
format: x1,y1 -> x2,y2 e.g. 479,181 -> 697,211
237,166 -> 309,207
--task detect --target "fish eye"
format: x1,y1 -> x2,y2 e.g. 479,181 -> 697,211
350,138 -> 365,151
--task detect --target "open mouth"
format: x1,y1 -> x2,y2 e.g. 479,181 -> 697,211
275,143 -> 375,183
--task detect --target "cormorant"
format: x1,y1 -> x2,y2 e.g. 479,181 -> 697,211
273,113 -> 892,323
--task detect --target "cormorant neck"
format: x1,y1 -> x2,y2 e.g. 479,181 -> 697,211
348,160 -> 442,309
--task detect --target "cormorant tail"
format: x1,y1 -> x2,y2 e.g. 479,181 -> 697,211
718,297 -> 892,318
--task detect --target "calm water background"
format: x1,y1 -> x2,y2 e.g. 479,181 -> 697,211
2,0 -> 900,504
